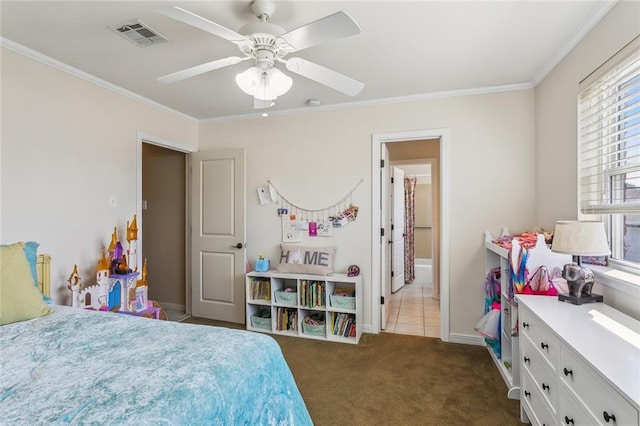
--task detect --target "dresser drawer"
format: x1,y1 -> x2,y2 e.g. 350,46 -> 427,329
561,347 -> 639,426
559,385 -> 600,426
522,369 -> 558,426
522,334 -> 560,411
520,306 -> 561,369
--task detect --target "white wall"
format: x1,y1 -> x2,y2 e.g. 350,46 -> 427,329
199,89 -> 536,338
1,48 -> 198,304
535,1 -> 640,318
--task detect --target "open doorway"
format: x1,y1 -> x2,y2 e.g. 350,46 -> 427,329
385,162 -> 439,337
141,142 -> 188,321
371,129 -> 450,342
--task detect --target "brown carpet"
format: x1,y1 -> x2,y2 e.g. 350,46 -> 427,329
184,317 -> 522,426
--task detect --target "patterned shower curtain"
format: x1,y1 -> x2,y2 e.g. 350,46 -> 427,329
404,177 -> 417,282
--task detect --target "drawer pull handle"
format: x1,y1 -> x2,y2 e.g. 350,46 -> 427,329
542,383 -> 550,391
563,367 -> 573,376
603,411 -> 616,423
523,356 -> 530,364
564,416 -> 574,425
522,322 -> 529,329
540,342 -> 549,350
524,390 -> 531,398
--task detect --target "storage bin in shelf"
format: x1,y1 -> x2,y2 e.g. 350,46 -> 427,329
327,281 -> 356,311
302,312 -> 326,337
330,294 -> 355,310
251,315 -> 272,330
247,305 -> 272,332
274,290 -> 297,306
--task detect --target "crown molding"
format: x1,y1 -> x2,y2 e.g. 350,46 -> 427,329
531,0 -> 618,86
199,82 -> 534,124
1,37 -> 198,123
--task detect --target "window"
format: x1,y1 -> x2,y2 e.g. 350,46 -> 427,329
579,37 -> 640,271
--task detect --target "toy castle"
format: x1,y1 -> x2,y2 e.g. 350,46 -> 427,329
68,215 -> 148,313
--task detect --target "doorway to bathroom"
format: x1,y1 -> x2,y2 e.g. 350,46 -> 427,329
371,129 -> 450,341
385,161 -> 439,338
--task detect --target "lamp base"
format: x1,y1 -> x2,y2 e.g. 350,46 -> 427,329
558,293 -> 603,305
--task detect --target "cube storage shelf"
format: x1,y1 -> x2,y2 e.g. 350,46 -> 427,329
246,271 -> 362,344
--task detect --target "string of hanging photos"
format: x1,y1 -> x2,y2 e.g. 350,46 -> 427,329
263,179 -> 363,240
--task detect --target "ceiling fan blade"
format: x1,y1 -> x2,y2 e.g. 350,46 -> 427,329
156,6 -> 247,43
285,57 -> 364,96
157,56 -> 247,84
279,11 -> 361,52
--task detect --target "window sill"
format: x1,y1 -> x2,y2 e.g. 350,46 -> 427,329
589,265 -> 640,298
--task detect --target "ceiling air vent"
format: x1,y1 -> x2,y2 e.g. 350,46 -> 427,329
109,19 -> 167,47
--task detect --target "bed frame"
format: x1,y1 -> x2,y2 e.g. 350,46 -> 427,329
36,254 -> 51,298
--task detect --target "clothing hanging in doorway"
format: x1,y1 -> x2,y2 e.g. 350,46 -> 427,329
404,177 -> 417,281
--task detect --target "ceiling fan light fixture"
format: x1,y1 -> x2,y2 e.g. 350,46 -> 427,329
235,66 -> 292,100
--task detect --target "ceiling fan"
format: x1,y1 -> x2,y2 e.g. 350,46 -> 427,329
156,0 -> 365,109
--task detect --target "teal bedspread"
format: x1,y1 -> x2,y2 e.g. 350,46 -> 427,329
0,306 -> 312,425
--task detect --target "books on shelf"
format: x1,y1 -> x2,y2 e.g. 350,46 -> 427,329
276,307 -> 298,331
300,280 -> 325,308
250,279 -> 271,301
331,312 -> 356,338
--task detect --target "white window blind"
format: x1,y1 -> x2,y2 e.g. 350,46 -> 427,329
579,38 -> 640,215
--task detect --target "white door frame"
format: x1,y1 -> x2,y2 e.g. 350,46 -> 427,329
371,129 -> 450,341
136,132 -> 196,313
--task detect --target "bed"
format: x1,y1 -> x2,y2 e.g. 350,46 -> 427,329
0,242 -> 313,425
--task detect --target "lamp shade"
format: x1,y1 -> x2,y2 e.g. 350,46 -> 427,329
551,220 -> 611,256
235,67 -> 292,101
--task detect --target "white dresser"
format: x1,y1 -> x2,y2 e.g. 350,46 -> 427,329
517,295 -> 640,425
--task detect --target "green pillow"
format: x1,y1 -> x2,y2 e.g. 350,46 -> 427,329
0,242 -> 52,325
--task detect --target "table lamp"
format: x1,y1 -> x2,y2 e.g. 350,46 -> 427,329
551,220 -> 610,305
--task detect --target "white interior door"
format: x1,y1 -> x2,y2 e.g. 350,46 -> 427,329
392,167 -> 405,293
380,145 -> 390,329
190,148 -> 246,323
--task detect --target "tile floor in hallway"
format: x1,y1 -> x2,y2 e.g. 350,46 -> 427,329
384,282 -> 440,338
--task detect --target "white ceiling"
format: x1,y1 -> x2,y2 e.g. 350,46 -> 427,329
0,1 -> 616,121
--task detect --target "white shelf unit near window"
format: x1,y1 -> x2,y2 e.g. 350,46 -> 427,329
246,271 -> 362,344
484,230 -> 571,400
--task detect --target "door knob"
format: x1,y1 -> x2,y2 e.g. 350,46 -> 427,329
231,243 -> 244,249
